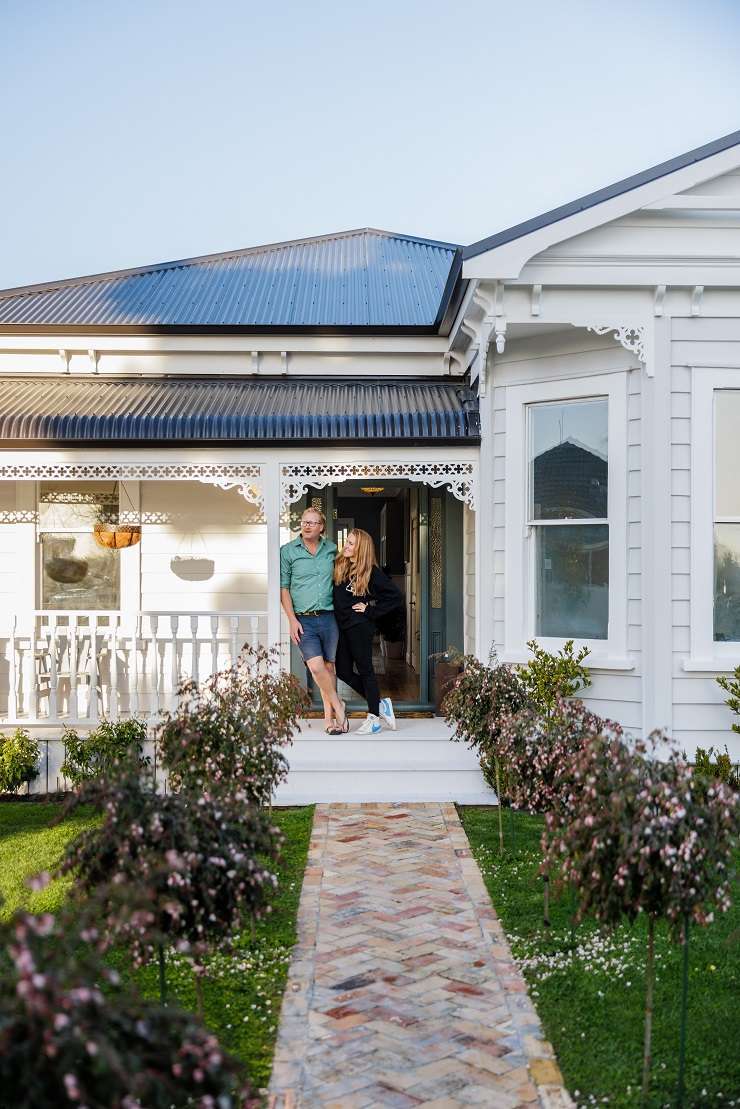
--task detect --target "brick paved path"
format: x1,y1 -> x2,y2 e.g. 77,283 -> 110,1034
268,803 -> 572,1109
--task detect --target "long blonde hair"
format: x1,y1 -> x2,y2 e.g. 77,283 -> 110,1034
333,528 -> 378,597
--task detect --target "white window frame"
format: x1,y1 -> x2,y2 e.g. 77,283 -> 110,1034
689,368 -> 740,670
504,372 -> 630,668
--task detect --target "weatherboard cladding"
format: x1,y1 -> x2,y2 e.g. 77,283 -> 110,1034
0,231 -> 459,329
0,377 -> 480,443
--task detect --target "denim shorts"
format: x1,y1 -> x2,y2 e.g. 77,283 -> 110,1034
297,612 -> 339,664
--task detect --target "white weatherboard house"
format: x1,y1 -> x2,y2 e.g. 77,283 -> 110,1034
1,130 -> 740,800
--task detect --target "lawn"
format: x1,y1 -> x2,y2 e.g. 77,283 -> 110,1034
0,800 -> 314,1092
459,806 -> 740,1109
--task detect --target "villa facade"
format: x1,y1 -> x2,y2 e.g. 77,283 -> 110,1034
1,130 -> 740,797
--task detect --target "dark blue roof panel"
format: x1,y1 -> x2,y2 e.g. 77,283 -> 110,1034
0,376 -> 480,444
0,230 -> 461,330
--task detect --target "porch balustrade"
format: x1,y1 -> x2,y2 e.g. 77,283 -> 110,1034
1,610 -> 266,726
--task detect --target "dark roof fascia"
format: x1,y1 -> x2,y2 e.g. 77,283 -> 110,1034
433,248 -> 468,335
0,323 -> 448,338
0,435 -> 480,449
0,372 -> 470,384
463,128 -> 740,260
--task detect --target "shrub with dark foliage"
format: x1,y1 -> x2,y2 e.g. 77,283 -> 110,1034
157,645 -> 308,805
548,732 -> 739,932
0,906 -> 255,1108
498,697 -> 621,815
59,769 -> 282,965
442,654 -> 526,790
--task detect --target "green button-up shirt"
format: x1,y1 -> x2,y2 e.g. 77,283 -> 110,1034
280,534 -> 337,613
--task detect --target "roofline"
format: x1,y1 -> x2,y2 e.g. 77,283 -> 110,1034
0,372 -> 472,385
0,435 -> 481,449
0,323 -> 450,338
463,128 -> 740,260
0,227 -> 461,302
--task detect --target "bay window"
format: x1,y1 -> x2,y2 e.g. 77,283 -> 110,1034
505,373 -> 628,664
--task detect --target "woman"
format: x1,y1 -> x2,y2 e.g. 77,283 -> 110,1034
332,528 -> 402,735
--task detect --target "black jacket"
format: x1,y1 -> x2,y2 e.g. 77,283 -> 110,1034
333,566 -> 403,631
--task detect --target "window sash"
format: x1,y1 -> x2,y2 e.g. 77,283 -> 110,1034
504,373 -> 628,662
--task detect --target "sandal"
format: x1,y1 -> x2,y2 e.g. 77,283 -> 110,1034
327,701 -> 349,736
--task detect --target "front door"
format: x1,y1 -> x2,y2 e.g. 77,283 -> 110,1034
293,481 -> 463,713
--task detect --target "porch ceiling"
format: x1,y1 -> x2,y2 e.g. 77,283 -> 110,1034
0,375 -> 480,446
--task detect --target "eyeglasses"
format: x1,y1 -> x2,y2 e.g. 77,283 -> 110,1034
301,520 -> 321,527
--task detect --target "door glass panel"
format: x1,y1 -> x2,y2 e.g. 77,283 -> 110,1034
535,524 -> 609,639
714,523 -> 740,642
715,391 -> 740,517
530,400 -> 608,520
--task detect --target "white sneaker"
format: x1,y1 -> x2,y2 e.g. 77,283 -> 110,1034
356,714 -> 382,735
379,697 -> 397,730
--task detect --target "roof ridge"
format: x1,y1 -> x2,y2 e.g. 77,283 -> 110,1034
464,127 -> 740,259
0,227 -> 460,302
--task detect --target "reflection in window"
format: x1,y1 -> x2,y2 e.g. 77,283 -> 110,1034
714,392 -> 740,642
39,483 -> 120,610
529,398 -> 609,639
536,525 -> 609,639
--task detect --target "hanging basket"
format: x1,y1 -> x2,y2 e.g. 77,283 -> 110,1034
93,523 -> 142,549
46,556 -> 89,584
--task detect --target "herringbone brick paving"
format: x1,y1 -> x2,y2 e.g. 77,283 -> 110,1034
268,804 -> 572,1108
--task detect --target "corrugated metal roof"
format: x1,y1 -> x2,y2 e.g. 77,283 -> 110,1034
0,376 -> 480,444
0,230 -> 462,331
464,128 -> 740,259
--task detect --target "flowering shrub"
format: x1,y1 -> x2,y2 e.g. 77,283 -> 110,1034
548,733 -> 739,933
499,697 -> 619,815
516,638 -> 591,718
716,664 -> 740,736
0,906 -> 254,1108
157,645 -> 308,805
61,718 -> 149,787
0,728 -> 40,794
59,769 -> 282,966
442,654 -> 526,790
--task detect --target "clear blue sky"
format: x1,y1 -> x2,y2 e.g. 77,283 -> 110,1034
1,0 -> 739,289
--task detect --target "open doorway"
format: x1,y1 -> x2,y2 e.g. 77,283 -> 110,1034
291,479 -> 463,712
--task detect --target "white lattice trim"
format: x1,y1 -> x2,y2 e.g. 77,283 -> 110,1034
280,461 -> 477,511
0,462 -> 264,509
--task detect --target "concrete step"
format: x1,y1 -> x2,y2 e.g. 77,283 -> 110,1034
273,717 -> 497,804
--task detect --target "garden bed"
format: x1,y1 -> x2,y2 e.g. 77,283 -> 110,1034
0,800 -> 314,1091
459,806 -> 740,1109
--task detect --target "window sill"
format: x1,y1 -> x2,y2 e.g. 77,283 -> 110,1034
682,657 -> 739,673
500,651 -> 636,671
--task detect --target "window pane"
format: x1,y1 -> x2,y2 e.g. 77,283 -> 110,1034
536,524 -> 609,639
531,400 -> 608,520
41,534 -> 120,610
39,482 -> 119,530
714,523 -> 740,642
716,391 -> 740,517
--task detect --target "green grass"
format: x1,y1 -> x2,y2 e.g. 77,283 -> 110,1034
0,801 -> 315,1091
0,802 -> 100,917
459,806 -> 740,1109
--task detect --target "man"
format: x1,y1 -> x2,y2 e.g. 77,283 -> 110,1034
280,507 -> 347,734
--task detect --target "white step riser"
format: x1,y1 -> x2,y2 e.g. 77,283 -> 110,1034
274,769 -> 497,805
285,740 -> 480,772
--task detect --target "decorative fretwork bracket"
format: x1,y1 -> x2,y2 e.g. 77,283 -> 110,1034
280,461 -> 478,515
586,324 -> 648,372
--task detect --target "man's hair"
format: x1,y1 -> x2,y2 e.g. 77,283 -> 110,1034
301,507 -> 326,534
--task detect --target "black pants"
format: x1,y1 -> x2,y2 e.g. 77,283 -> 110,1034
335,621 -> 380,716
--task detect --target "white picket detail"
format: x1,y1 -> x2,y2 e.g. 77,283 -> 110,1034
0,610 -> 267,725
